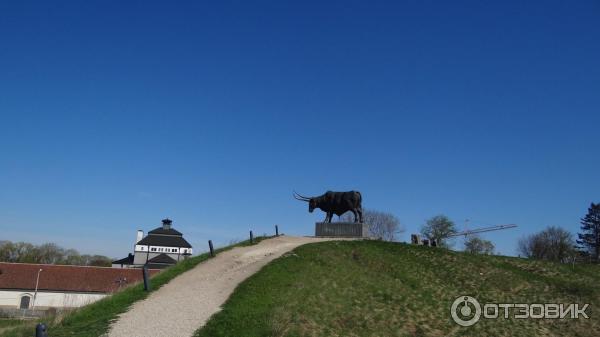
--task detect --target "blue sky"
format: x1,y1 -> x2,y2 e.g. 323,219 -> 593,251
1,1 -> 599,258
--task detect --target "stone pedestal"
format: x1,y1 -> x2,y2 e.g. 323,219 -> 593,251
315,222 -> 369,238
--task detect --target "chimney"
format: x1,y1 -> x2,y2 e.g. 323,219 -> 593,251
136,230 -> 144,243
162,218 -> 172,230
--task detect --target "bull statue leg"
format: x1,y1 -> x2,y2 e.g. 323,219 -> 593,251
357,207 -> 363,223
325,212 -> 333,223
351,209 -> 359,223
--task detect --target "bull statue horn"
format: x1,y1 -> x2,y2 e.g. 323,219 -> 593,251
293,190 -> 311,201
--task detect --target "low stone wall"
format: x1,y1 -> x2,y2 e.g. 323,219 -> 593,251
315,222 -> 369,238
0,307 -> 47,318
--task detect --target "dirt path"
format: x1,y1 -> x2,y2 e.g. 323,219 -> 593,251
107,236 -> 341,337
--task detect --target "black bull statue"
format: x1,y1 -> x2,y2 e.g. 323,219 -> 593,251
294,190 -> 363,223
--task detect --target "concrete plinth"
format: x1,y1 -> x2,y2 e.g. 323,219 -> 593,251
315,222 -> 369,238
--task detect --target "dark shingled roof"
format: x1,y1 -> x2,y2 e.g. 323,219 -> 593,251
137,235 -> 192,248
147,254 -> 177,265
0,262 -> 160,293
112,254 -> 134,265
147,227 -> 183,236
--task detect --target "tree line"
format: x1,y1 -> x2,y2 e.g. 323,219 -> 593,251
0,241 -> 112,266
5,202 -> 594,266
417,202 -> 600,263
517,203 -> 600,263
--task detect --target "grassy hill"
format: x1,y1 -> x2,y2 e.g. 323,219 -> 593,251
3,239 -> 598,337
194,240 -> 599,337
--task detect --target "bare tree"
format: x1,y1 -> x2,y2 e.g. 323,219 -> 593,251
421,215 -> 457,248
37,243 -> 65,264
63,249 -> 83,265
13,242 -> 37,263
88,255 -> 113,267
464,235 -> 495,255
0,241 -> 14,261
341,208 -> 403,241
517,226 -> 577,263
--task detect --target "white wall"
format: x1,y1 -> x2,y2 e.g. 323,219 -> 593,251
0,290 -> 106,309
135,245 -> 192,255
135,244 -> 148,252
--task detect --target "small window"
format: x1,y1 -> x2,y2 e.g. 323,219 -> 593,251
20,295 -> 31,309
151,248 -> 156,252
173,249 -> 177,252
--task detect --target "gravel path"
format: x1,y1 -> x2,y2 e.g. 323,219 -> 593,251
107,236 -> 340,337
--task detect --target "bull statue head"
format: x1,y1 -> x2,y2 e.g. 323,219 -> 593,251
293,191 -> 317,213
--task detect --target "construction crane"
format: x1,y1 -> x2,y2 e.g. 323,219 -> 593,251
446,224 -> 518,238
411,224 -> 517,246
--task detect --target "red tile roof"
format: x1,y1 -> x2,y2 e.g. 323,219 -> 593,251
0,262 -> 160,293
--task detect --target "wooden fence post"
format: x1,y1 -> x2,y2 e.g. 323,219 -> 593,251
208,240 -> 214,257
142,265 -> 151,291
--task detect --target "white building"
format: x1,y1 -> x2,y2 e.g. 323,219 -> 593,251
113,218 -> 193,269
0,262 -> 159,314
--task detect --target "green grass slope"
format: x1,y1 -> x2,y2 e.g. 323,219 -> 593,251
195,240 -> 600,337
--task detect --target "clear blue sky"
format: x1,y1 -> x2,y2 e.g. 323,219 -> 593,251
1,1 -> 598,258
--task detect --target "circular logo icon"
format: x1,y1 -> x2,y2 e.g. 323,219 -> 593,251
451,296 -> 481,326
